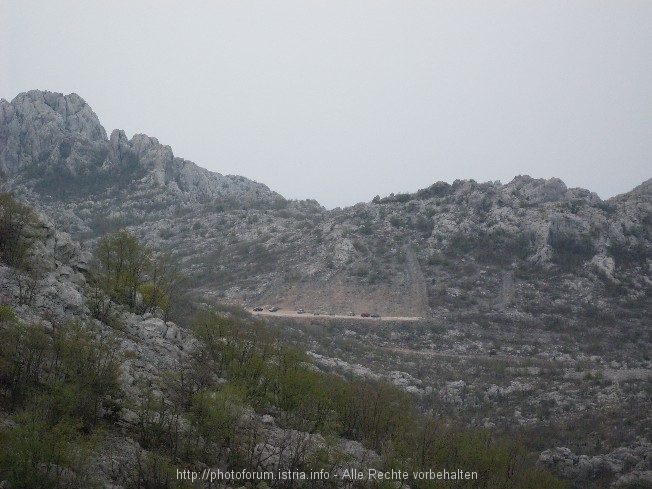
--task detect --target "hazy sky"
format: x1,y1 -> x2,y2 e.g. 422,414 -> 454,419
2,1 -> 651,209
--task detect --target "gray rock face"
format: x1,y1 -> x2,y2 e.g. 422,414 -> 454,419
1,90 -> 280,207
538,444 -> 652,485
0,90 -> 106,175
503,175 -> 569,203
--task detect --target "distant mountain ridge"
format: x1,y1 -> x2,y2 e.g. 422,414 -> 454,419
1,90 -> 651,321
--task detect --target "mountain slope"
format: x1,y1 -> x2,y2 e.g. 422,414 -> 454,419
1,90 -> 651,322
0,193 -> 580,489
1,89 -> 652,488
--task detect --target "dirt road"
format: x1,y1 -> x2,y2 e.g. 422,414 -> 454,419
251,309 -> 422,321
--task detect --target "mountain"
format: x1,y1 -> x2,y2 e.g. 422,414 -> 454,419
1,90 -> 652,487
2,90 -> 651,321
0,90 -> 284,223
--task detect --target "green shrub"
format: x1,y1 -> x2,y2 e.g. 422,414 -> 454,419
608,241 -> 648,268
0,304 -> 16,323
446,230 -> 531,265
549,231 -> 596,271
0,321 -> 49,407
0,411 -> 95,489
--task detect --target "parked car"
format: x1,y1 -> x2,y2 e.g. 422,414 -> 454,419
297,308 -> 305,314
253,307 -> 263,311
268,306 -> 279,312
371,313 -> 381,318
361,312 -> 371,317
347,311 -> 355,316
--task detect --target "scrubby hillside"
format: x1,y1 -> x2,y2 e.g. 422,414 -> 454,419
1,90 -> 651,487
0,193 -> 570,488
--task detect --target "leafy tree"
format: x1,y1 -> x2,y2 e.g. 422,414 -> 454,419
1,318 -> 121,423
138,282 -> 169,316
86,280 -> 117,325
0,192 -> 39,269
170,307 -> 570,487
127,451 -> 192,489
0,411 -> 95,489
187,385 -> 245,464
326,376 -> 415,452
190,310 -> 243,381
138,252 -> 182,320
0,319 -> 120,487
93,229 -> 182,318
270,346 -> 336,432
48,321 -> 122,428
94,229 -> 152,308
0,320 -> 49,408
134,381 -> 183,452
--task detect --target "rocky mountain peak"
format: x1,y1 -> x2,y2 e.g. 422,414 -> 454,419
500,175 -> 602,205
0,90 -> 281,207
4,90 -> 106,142
0,90 -> 107,177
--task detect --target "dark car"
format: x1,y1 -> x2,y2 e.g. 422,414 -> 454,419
253,307 -> 263,311
361,312 -> 371,317
371,313 -> 381,318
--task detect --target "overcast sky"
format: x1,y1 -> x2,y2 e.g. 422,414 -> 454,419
2,1 -> 651,209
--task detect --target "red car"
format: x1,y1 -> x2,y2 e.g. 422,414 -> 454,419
361,312 -> 371,317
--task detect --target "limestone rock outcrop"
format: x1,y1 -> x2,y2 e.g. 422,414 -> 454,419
538,444 -> 652,486
1,90 -> 280,207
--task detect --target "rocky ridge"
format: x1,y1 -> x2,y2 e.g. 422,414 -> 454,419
2,91 -> 651,323
0,90 -> 283,232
